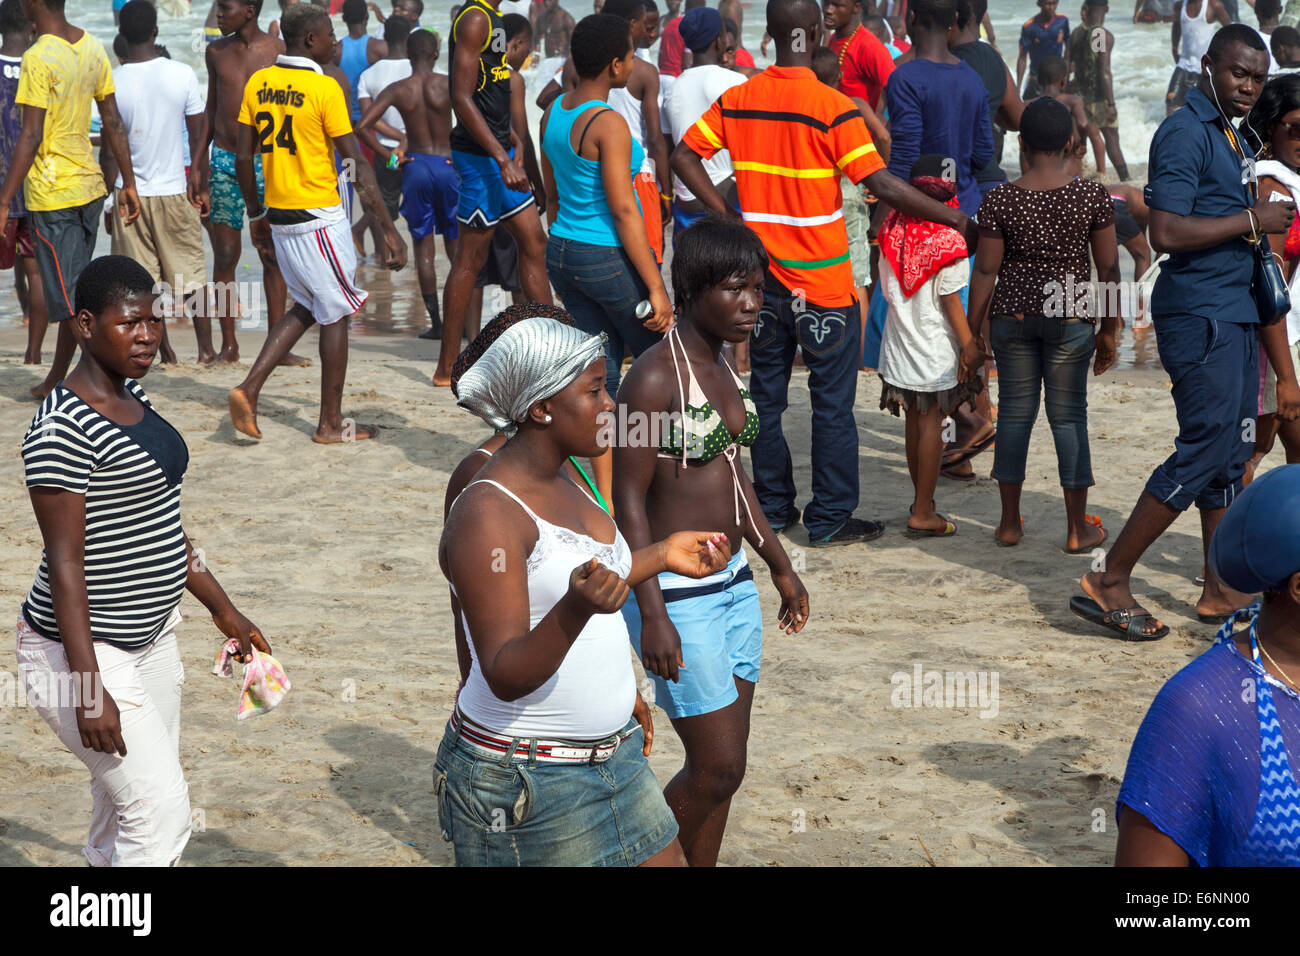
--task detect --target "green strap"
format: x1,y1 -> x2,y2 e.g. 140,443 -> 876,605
569,456 -> 611,515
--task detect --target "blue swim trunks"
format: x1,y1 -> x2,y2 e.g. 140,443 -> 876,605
209,144 -> 264,232
401,152 -> 460,241
452,147 -> 534,229
621,549 -> 762,719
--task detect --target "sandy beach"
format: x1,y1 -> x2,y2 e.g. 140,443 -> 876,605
0,279 -> 1238,867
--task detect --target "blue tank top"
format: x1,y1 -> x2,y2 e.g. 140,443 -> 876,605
339,34 -> 371,121
544,97 -> 644,248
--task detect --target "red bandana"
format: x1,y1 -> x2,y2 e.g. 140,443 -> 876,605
878,195 -> 967,299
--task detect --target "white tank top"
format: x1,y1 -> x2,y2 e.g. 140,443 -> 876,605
1178,0 -> 1214,74
1255,160 -> 1300,346
608,85 -> 656,177
452,477 -> 637,739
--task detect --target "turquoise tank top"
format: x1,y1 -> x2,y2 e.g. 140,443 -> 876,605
543,97 -> 644,248
339,34 -> 371,121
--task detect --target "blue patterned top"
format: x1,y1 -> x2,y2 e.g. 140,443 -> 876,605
1118,605 -> 1300,866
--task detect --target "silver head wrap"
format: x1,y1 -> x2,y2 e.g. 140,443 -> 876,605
455,317 -> 608,436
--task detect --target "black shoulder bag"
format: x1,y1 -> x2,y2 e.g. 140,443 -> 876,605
1225,119 -> 1290,326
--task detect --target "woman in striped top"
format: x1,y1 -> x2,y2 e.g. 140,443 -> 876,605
17,256 -> 269,867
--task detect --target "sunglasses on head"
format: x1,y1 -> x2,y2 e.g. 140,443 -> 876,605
1280,121 -> 1300,141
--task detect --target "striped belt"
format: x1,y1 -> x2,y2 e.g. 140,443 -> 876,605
450,708 -> 637,764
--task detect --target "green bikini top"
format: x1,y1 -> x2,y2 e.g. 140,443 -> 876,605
657,325 -> 759,464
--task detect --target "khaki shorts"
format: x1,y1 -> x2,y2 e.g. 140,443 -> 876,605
110,191 -> 206,302
1262,338 -> 1300,415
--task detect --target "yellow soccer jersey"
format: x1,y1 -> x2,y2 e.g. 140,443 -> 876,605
237,57 -> 351,210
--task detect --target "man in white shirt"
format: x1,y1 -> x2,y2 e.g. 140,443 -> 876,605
103,0 -> 206,361
357,16 -> 415,223
659,6 -> 745,245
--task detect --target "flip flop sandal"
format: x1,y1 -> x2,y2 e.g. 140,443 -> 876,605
941,464 -> 977,482
1069,595 -> 1170,641
941,428 -> 997,469
904,517 -> 957,538
1198,611 -> 1232,624
1062,514 -> 1107,555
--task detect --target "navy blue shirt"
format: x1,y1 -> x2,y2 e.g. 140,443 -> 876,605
1019,14 -> 1069,72
1145,86 -> 1254,323
885,59 -> 993,217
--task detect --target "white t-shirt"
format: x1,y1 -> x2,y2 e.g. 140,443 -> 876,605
1259,28 -> 1282,74
660,64 -> 747,202
357,59 -> 413,148
112,58 -> 204,196
878,257 -> 970,392
498,0 -> 531,14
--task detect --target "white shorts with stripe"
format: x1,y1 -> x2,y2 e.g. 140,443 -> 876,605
270,206 -> 367,326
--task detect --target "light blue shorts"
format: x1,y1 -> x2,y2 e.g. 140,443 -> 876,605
622,549 -> 763,719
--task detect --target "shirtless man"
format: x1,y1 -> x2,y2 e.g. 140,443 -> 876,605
356,29 -> 459,337
1035,55 -> 1105,176
534,0 -> 574,73
199,0 -> 307,366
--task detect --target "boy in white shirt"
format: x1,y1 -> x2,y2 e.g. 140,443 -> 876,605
103,0 -> 206,360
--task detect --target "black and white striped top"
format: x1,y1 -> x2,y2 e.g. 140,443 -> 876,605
22,380 -> 190,650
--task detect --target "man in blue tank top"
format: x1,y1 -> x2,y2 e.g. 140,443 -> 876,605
336,0 -> 385,121
436,0 -> 552,387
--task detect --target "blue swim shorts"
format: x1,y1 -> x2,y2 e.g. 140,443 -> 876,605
401,152 -> 460,241
452,147 -> 535,229
622,549 -> 763,719
209,145 -> 264,232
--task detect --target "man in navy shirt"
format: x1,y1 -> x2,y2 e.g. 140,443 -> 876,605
1075,25 -> 1299,641
1017,0 -> 1068,97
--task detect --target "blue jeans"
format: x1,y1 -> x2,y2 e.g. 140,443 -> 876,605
750,284 -> 862,538
546,235 -> 662,398
433,716 -> 678,866
1145,314 -> 1258,511
989,314 -> 1095,488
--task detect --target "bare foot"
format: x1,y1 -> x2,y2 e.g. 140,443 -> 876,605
907,510 -> 954,534
432,370 -> 452,387
1080,570 -> 1165,637
197,349 -> 217,365
30,382 -> 51,401
160,349 -> 178,365
1064,520 -> 1106,554
994,517 -> 1023,547
313,420 -> 378,443
23,353 -> 40,366
1195,579 -> 1253,621
278,352 -> 312,368
228,387 -> 262,439
209,348 -> 240,367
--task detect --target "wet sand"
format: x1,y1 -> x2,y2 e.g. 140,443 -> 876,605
0,293 -> 1237,865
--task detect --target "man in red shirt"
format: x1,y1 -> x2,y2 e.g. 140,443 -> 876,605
824,0 -> 894,109
661,0 -> 701,74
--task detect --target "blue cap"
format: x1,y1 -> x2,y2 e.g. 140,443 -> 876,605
679,6 -> 723,52
1209,465 -> 1300,594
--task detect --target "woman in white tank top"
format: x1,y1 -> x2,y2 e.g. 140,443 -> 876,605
437,316 -> 732,867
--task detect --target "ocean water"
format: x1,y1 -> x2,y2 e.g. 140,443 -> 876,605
0,0 -> 1231,352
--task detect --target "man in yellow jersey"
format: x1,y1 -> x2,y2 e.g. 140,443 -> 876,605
0,0 -> 139,400
227,3 -> 407,445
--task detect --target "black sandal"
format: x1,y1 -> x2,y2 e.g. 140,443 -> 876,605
1069,595 -> 1169,641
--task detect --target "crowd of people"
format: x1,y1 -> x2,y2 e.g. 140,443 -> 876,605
8,0 -> 1300,868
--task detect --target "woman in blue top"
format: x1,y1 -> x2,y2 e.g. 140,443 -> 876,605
541,12 -> 674,507
1116,465 -> 1300,866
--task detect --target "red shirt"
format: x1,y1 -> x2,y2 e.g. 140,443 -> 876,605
828,26 -> 894,109
735,46 -> 755,68
659,16 -> 685,76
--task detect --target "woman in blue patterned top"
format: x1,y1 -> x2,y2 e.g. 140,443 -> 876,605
1116,464 -> 1300,865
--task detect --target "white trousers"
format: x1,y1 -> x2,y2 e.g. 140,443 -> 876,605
16,610 -> 191,866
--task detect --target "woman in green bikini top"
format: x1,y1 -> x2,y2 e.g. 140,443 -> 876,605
612,217 -> 810,867
443,304 -> 609,682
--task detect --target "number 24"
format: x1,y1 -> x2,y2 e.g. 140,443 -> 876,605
255,111 -> 297,155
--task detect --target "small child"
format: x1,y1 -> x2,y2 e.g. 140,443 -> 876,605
876,154 -> 982,538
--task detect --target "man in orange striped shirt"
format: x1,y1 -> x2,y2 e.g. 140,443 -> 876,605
672,0 -> 971,546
